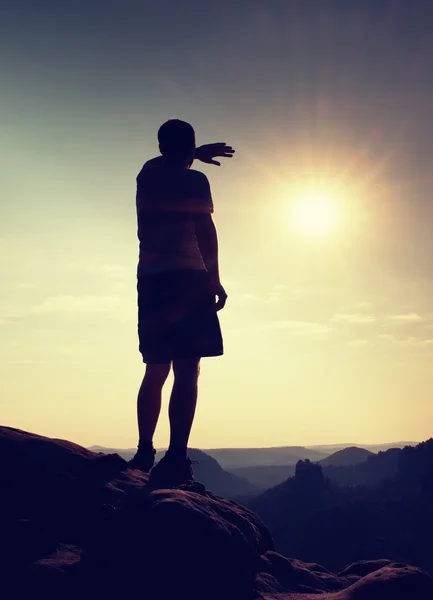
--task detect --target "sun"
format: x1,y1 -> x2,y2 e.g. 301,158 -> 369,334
289,191 -> 340,236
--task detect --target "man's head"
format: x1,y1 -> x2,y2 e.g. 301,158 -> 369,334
158,119 -> 196,167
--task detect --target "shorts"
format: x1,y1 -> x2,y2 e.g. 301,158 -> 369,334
137,269 -> 224,364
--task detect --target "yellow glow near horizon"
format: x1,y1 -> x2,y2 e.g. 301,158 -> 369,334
290,190 -> 341,236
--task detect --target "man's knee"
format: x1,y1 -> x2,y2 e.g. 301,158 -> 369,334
173,357 -> 201,381
144,362 -> 171,386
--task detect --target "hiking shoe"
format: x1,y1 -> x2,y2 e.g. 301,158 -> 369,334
149,453 -> 196,489
128,448 -> 156,473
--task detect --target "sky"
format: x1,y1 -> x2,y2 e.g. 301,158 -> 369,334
2,0 -> 433,449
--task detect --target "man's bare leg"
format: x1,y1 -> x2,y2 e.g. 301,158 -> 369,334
137,362 -> 171,444
167,357 -> 201,457
129,363 -> 172,471
148,357 -> 201,484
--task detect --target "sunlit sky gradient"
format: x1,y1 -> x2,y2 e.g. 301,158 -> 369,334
2,0 -> 433,448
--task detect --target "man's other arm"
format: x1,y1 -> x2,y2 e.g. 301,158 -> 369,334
195,214 -> 220,287
195,214 -> 228,311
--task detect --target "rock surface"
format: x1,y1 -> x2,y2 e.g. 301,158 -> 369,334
1,426 -> 432,600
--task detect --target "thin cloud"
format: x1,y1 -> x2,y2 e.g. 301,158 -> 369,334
348,339 -> 370,347
331,313 -> 376,324
356,301 -> 373,309
221,279 -> 241,288
241,292 -> 281,305
378,334 -> 394,341
0,305 -> 25,324
18,283 -> 36,289
98,264 -> 131,279
0,296 -> 135,323
6,360 -> 47,365
33,295 -> 125,314
387,313 -> 424,323
377,334 -> 433,347
269,320 -> 333,335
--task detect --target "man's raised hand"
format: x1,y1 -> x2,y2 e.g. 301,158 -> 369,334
195,143 -> 235,166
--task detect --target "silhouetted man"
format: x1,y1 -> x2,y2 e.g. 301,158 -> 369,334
129,119 -> 234,486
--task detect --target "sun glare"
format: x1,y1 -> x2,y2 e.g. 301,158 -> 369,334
289,191 -> 340,236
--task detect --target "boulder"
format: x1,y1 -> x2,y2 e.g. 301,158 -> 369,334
1,426 -> 432,600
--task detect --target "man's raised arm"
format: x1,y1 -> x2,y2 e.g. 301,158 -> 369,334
194,143 -> 235,166
143,143 -> 235,171
137,142 -> 234,215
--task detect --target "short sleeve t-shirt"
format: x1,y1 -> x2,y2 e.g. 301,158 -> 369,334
136,157 -> 213,275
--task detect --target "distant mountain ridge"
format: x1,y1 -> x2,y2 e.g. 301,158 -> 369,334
89,444 -> 329,468
243,439 -> 433,577
319,446 -> 373,467
89,442 -> 417,494
90,441 -> 417,470
321,447 -> 402,488
201,446 -> 327,468
229,464 -> 295,489
308,442 -> 418,454
229,446 -> 410,490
